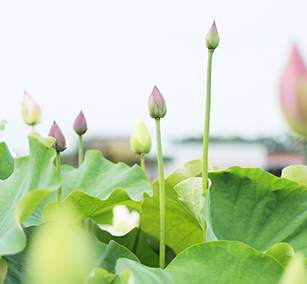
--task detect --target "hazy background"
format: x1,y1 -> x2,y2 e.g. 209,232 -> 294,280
0,0 -> 306,157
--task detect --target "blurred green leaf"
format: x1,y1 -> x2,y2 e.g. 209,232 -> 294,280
282,165 -> 307,187
3,224 -> 139,284
0,142 -> 14,180
87,268 -> 134,284
0,120 -> 7,131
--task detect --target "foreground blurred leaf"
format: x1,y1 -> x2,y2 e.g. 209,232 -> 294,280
116,241 -> 284,284
0,133 -> 61,255
87,268 -> 134,284
140,160 -> 203,255
265,243 -> 295,267
203,166 -> 307,256
0,120 -> 7,131
3,223 -> 139,284
282,165 -> 307,187
0,142 -> 14,180
0,257 -> 7,284
26,150 -> 152,227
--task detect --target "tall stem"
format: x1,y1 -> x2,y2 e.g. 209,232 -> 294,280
155,118 -> 165,269
202,49 -> 214,193
56,152 -> 62,215
304,143 -> 307,165
78,134 -> 84,167
140,153 -> 145,171
31,125 -> 35,131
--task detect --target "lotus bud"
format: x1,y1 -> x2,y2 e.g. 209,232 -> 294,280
73,111 -> 87,135
280,45 -> 307,136
205,21 -> 219,50
21,91 -> 41,125
48,121 -> 66,152
130,118 -> 152,154
148,85 -> 167,119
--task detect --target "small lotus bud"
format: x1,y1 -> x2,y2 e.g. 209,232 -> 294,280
280,45 -> 307,136
21,91 -> 41,125
148,85 -> 167,119
205,21 -> 219,50
130,118 -> 152,154
73,111 -> 87,135
48,121 -> 66,152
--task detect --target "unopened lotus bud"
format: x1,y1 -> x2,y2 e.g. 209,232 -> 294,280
73,111 -> 87,135
130,118 -> 151,154
148,85 -> 167,119
280,45 -> 307,136
48,121 -> 66,152
21,91 -> 41,125
205,21 -> 219,50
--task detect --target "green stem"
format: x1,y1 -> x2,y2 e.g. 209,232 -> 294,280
140,153 -> 145,171
304,143 -> 307,165
155,118 -> 165,269
31,125 -> 35,131
202,49 -> 214,193
78,134 -> 84,167
56,152 -> 62,215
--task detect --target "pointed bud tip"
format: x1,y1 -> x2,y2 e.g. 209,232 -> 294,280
73,110 -> 87,135
130,118 -> 152,154
205,20 -> 219,50
148,85 -> 167,119
48,121 -> 67,152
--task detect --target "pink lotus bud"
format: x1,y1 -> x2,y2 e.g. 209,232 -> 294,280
280,45 -> 307,136
21,91 -> 41,125
48,121 -> 66,152
205,21 -> 219,50
148,85 -> 167,119
73,111 -> 87,135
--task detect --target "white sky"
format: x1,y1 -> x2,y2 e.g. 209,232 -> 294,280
0,0 -> 306,156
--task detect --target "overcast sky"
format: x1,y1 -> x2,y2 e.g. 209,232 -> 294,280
0,0 -> 306,156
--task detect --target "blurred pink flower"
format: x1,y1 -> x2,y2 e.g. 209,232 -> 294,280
280,45 -> 307,135
21,91 -> 41,126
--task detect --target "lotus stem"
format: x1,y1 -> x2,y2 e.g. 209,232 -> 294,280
78,134 -> 84,167
202,49 -> 214,193
140,153 -> 145,171
155,118 -> 166,269
56,152 -> 62,215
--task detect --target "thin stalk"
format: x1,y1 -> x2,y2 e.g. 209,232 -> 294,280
155,118 -> 165,269
31,125 -> 35,131
78,134 -> 84,167
304,143 -> 307,165
56,152 -> 62,215
202,49 -> 214,193
140,153 -> 145,171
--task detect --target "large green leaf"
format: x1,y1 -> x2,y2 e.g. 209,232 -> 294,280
3,223 -> 139,284
116,241 -> 284,283
203,166 -> 307,256
140,160 -> 203,255
25,150 -> 152,227
0,142 -> 14,180
0,132 -> 61,255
